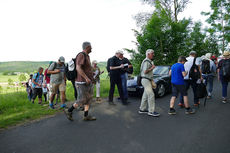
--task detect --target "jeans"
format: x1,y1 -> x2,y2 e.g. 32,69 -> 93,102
121,73 -> 128,100
140,78 -> 155,113
202,75 -> 214,95
180,79 -> 199,104
109,76 -> 125,103
221,80 -> 228,98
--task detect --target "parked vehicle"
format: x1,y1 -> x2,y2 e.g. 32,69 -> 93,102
127,66 -> 171,97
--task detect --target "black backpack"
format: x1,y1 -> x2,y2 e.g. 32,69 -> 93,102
106,57 -> 112,75
65,52 -> 86,81
201,59 -> 211,74
222,59 -> 230,82
196,82 -> 208,98
189,57 -> 200,80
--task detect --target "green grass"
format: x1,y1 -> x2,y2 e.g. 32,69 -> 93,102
0,73 -> 20,83
0,79 -> 118,128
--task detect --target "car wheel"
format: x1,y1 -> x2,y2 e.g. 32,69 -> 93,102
156,83 -> 165,97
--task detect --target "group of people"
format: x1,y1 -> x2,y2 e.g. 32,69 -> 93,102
26,41 -> 230,121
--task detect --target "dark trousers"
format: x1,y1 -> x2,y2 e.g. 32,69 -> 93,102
180,79 -> 199,104
71,80 -> 78,100
109,76 -> 125,103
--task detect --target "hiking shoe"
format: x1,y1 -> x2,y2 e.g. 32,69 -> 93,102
138,109 -> 148,114
108,101 -> 116,105
194,101 -> 201,106
83,115 -> 96,121
60,104 -> 66,109
168,108 -> 176,115
64,108 -> 73,121
222,98 -> 227,104
148,112 -> 160,117
185,108 -> 195,114
178,103 -> 185,108
49,103 -> 55,109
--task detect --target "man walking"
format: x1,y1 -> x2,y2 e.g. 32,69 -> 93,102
108,50 -> 128,105
31,67 -> 44,104
179,51 -> 202,107
64,41 -> 96,121
47,56 -> 66,109
138,49 -> 160,117
168,56 -> 195,115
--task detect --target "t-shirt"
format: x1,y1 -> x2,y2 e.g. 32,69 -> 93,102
120,57 -> 132,74
184,56 -> 201,80
171,63 -> 185,85
48,62 -> 65,84
76,52 -> 93,83
32,73 -> 43,88
140,58 -> 154,80
109,56 -> 122,78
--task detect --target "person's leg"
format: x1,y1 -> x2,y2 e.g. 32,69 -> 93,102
191,80 -> 199,105
170,96 -> 176,108
108,77 -> 116,102
31,88 -> 38,104
116,78 -> 126,104
221,80 -> 228,98
59,83 -> 66,108
96,81 -> 100,98
49,84 -> 58,108
38,88 -> 42,104
179,80 -> 189,105
140,82 -> 148,111
120,73 -> 128,100
47,83 -> 51,101
71,80 -> 78,100
208,75 -> 214,95
142,79 -> 156,113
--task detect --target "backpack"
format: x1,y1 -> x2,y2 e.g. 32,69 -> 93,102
196,82 -> 207,99
201,59 -> 211,74
222,59 -> 230,82
46,62 -> 57,79
65,52 -> 86,81
189,57 -> 200,80
106,57 -> 113,76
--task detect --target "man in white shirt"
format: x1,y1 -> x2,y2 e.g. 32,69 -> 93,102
179,51 -> 203,107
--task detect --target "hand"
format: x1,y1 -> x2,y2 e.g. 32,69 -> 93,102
85,78 -> 91,84
120,64 -> 124,69
151,65 -> 156,70
200,77 -> 203,81
55,69 -> 60,73
101,71 -> 104,74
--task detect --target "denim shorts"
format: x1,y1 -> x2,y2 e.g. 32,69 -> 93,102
172,84 -> 187,97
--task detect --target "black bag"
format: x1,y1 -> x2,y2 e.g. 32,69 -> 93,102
222,59 -> 230,82
201,59 -> 211,74
196,82 -> 208,99
65,52 -> 86,81
137,75 -> 142,86
106,57 -> 112,73
189,57 -> 200,80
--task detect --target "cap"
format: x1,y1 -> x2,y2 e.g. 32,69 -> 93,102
189,51 -> 197,55
92,60 -> 97,64
58,56 -> 65,63
116,50 -> 124,55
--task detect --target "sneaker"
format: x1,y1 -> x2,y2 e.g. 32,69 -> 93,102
178,103 -> 185,108
138,109 -> 148,114
49,103 -> 55,109
222,98 -> 227,104
168,108 -> 176,115
60,104 -> 66,109
148,112 -> 160,117
83,115 -> 96,121
64,108 -> 73,121
108,101 -> 116,105
185,108 -> 195,114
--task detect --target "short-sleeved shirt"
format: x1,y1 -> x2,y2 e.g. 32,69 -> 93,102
217,59 -> 230,78
92,66 -> 101,82
48,62 -> 65,84
184,56 -> 201,80
76,52 -> 93,83
109,56 -> 122,78
140,58 -> 154,80
171,63 -> 185,85
32,73 -> 43,88
120,57 -> 132,74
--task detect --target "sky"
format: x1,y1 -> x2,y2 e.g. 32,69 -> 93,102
0,0 -> 211,63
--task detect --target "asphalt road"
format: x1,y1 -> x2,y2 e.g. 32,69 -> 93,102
0,79 -> 230,153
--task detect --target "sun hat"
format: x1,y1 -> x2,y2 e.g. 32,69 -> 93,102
223,51 -> 230,57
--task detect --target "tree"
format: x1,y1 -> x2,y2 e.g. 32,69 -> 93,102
202,0 -> 230,53
8,78 -> 14,86
18,73 -> 27,82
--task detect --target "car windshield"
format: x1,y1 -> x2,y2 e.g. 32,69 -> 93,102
153,66 -> 169,75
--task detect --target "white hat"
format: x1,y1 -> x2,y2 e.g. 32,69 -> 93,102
116,50 -> 124,55
223,51 -> 230,57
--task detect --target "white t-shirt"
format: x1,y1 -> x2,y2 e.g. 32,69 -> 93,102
184,56 -> 201,80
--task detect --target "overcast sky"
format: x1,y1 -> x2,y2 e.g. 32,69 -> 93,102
0,0 -> 211,63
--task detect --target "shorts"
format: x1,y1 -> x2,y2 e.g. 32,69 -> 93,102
32,88 -> 43,99
50,83 -> 66,94
172,84 -> 187,97
75,83 -> 93,106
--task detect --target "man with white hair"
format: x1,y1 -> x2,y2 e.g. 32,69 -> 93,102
138,49 -> 160,117
108,50 -> 128,105
64,41 -> 96,121
201,53 -> 216,98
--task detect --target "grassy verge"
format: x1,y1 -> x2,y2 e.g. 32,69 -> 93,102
0,79 -> 118,129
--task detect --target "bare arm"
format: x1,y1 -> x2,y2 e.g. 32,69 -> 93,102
182,71 -> 187,77
144,65 -> 155,74
47,69 -> 60,74
169,70 -> 171,76
110,64 -> 124,70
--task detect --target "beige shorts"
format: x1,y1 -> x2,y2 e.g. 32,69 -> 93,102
50,83 -> 66,94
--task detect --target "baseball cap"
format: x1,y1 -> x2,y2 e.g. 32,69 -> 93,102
58,56 -> 65,63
